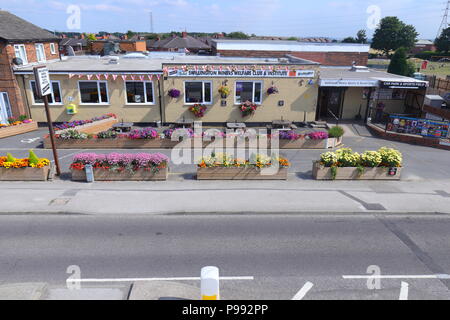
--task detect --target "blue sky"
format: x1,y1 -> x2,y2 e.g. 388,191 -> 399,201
0,0 -> 445,39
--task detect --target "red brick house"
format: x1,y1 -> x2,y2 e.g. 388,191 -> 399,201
0,10 -> 60,123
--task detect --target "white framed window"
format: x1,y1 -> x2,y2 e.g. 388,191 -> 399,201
235,81 -> 263,105
13,44 -> 28,65
35,43 -> 46,62
50,43 -> 56,55
78,81 -> 109,104
125,81 -> 155,104
0,92 -> 12,125
184,81 -> 212,105
30,81 -> 62,105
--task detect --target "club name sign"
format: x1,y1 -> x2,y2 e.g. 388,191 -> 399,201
381,81 -> 428,89
168,68 -> 316,78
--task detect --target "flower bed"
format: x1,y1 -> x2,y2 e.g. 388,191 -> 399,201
54,114 -> 117,135
272,130 -> 342,149
197,153 -> 290,180
313,147 -> 403,180
0,151 -> 51,181
70,152 -> 169,181
0,119 -> 38,139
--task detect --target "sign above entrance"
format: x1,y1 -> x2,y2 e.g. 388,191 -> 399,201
167,69 -> 315,78
319,79 -> 379,87
380,81 -> 428,89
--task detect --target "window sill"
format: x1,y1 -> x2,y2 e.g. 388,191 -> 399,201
125,103 -> 156,106
79,103 -> 111,106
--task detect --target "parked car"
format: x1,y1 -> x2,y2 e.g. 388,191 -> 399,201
443,93 -> 450,109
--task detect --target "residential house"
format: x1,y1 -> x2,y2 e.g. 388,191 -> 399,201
411,39 -> 436,55
147,32 -> 211,54
0,10 -> 60,124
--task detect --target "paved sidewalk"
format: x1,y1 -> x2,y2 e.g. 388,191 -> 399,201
2,178 -> 450,215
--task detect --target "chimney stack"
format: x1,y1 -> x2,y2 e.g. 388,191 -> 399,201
182,31 -> 188,38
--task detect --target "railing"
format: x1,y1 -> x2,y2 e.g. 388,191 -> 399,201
327,109 -> 339,126
368,108 -> 450,139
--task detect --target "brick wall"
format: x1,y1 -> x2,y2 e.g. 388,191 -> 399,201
0,40 -> 59,119
215,49 -> 368,66
290,52 -> 368,66
91,41 -> 146,54
367,123 -> 450,151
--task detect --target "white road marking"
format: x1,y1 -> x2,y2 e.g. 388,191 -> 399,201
292,282 -> 314,300
343,274 -> 450,280
67,276 -> 254,283
399,282 -> 409,300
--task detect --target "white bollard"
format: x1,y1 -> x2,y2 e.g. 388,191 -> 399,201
201,266 -> 220,300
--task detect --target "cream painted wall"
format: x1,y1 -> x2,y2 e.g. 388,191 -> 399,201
162,73 -> 320,123
341,87 -> 420,120
17,74 -> 162,123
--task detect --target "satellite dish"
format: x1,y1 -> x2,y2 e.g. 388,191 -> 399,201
12,57 -> 23,65
67,46 -> 76,56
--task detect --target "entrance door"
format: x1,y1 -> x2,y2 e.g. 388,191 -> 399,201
0,92 -> 12,125
317,88 -> 345,120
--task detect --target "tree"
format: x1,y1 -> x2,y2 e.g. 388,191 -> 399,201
342,37 -> 357,43
372,17 -> 418,56
287,37 -> 298,41
388,47 -> 415,76
435,27 -> 450,53
356,30 -> 367,44
86,33 -> 97,41
126,30 -> 135,39
227,31 -> 249,39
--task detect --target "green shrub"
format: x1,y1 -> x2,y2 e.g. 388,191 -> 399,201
6,153 -> 15,162
28,150 -> 40,165
328,126 -> 345,138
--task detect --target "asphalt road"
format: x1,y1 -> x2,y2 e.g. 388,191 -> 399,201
1,214 -> 450,300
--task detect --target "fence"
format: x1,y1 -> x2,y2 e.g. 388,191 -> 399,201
426,75 -> 450,95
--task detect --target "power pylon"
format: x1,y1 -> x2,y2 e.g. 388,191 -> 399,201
437,0 -> 450,38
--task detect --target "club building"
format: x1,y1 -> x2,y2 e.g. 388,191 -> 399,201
12,53 -> 428,125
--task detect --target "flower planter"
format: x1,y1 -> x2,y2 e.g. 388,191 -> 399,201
0,166 -> 51,181
43,137 -> 191,149
197,167 -> 288,180
71,167 -> 169,182
276,138 -> 341,149
312,161 -> 402,180
0,122 -> 38,139
56,117 -> 118,135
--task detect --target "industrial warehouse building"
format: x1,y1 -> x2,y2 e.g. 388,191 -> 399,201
12,53 -> 428,125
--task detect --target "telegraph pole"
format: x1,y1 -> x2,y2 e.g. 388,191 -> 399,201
150,11 -> 154,33
437,0 -> 450,38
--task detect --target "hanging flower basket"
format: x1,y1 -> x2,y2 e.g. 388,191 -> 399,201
168,88 -> 181,98
218,86 -> 230,99
240,101 -> 259,117
267,86 -> 279,95
189,104 -> 208,118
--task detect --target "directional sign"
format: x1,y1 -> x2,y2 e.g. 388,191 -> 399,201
33,67 -> 53,97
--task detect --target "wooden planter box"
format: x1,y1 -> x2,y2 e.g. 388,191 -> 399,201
197,167 -> 288,180
44,137 -> 190,149
71,167 -> 169,182
43,136 -> 343,150
312,161 -> 402,180
55,117 -> 118,135
0,166 -> 51,181
0,122 -> 38,139
275,137 -> 342,149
